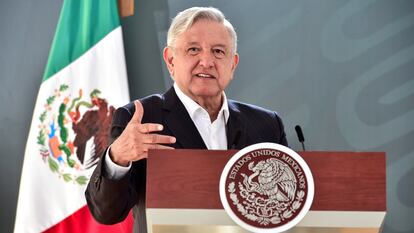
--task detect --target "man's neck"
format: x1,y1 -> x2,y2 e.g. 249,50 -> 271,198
173,83 -> 225,122
193,95 -> 223,122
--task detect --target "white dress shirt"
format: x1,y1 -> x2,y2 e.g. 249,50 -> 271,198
173,83 -> 229,150
105,83 -> 230,179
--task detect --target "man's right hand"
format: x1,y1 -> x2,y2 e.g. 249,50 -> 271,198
109,100 -> 176,166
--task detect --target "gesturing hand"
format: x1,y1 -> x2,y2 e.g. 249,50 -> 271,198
109,100 -> 176,166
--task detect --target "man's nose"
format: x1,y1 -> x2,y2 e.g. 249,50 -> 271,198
198,51 -> 214,68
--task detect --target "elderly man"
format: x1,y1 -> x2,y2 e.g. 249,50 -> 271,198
85,6 -> 288,233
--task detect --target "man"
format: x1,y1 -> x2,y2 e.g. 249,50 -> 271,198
85,6 -> 288,233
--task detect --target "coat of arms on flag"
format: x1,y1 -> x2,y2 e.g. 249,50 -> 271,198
37,84 -> 115,184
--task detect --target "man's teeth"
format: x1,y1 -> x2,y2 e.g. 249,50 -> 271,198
197,73 -> 212,78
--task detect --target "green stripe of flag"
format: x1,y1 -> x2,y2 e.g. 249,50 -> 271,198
43,0 -> 120,81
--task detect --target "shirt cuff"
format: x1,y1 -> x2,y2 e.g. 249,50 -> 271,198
104,146 -> 131,180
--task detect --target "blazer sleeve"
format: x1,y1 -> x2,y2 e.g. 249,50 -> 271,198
85,105 -> 142,224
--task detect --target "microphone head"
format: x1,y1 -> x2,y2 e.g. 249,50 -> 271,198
295,125 -> 305,142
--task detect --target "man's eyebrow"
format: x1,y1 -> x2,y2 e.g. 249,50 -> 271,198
212,44 -> 226,47
212,44 -> 227,49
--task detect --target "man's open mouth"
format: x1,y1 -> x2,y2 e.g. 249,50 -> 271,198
195,73 -> 215,79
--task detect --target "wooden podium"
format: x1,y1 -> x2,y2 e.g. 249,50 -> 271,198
146,150 -> 386,233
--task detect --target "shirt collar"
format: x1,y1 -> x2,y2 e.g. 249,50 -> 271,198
173,83 -> 229,123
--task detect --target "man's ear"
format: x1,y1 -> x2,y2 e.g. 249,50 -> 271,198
163,47 -> 174,76
231,53 -> 239,72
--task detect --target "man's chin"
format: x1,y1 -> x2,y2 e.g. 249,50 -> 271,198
191,89 -> 222,100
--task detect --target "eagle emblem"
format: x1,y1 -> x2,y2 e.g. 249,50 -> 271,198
220,143 -> 314,233
243,158 -> 297,202
37,84 -> 115,184
229,157 -> 304,226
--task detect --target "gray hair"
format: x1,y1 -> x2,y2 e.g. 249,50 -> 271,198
167,7 -> 238,53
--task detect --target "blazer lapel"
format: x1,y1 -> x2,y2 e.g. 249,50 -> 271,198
227,101 -> 247,149
162,88 -> 207,149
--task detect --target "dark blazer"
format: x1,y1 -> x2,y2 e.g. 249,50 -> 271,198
85,87 -> 288,232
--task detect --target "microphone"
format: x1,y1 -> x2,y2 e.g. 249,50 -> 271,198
294,125 -> 306,151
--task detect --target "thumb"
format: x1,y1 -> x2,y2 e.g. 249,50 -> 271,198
131,100 -> 144,123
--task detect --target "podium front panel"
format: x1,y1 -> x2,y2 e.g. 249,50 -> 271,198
146,150 -> 386,233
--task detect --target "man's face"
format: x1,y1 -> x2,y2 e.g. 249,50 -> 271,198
164,19 -> 239,102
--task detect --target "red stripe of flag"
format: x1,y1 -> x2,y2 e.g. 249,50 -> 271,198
44,205 -> 133,233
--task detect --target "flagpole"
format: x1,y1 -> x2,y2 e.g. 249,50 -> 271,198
118,0 -> 134,18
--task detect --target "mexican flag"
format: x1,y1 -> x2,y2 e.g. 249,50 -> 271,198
14,0 -> 133,232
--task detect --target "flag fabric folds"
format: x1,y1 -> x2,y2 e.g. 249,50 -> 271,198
14,0 -> 132,232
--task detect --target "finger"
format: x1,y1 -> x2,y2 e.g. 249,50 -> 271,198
138,123 -> 164,134
131,100 -> 144,123
145,144 -> 176,151
142,134 -> 176,144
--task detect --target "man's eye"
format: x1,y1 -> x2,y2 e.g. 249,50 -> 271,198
187,47 -> 200,54
213,49 -> 225,58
